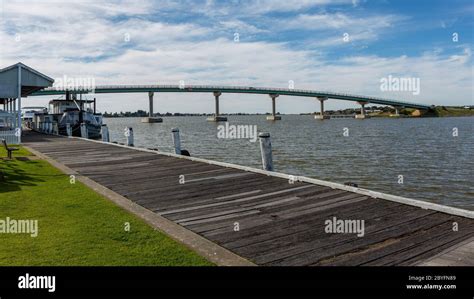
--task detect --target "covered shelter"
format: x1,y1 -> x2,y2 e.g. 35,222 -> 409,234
0,62 -> 54,143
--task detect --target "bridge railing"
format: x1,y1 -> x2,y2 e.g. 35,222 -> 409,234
40,85 -> 429,108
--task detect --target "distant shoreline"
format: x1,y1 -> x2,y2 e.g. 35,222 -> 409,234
102,106 -> 474,118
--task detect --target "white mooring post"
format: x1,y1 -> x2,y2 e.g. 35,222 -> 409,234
126,127 -> 134,146
80,123 -> 88,138
258,132 -> 274,171
171,128 -> 181,154
101,125 -> 110,142
66,123 -> 72,137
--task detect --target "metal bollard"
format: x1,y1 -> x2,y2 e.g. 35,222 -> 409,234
101,125 -> 110,142
80,123 -> 88,138
126,127 -> 134,146
258,132 -> 274,171
171,128 -> 181,154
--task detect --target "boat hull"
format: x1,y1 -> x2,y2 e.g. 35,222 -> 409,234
59,123 -> 102,139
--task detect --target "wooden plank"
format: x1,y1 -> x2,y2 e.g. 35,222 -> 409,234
252,208 -> 439,265
210,196 -> 386,248
163,185 -> 318,221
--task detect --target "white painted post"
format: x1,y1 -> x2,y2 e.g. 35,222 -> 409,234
17,64 -> 22,143
52,122 -> 59,135
171,128 -> 181,154
258,132 -> 274,171
126,127 -> 134,146
80,123 -> 88,138
101,125 -> 110,142
66,123 -> 72,137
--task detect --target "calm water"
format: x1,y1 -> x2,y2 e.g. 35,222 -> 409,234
104,116 -> 474,210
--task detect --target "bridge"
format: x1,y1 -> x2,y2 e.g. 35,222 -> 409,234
31,85 -> 433,122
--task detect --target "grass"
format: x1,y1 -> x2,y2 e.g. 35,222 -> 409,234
433,106 -> 474,117
0,147 -> 213,266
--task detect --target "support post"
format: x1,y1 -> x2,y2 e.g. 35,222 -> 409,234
355,101 -> 369,119
149,91 -> 154,117
214,91 -> 220,116
258,132 -> 274,171
141,91 -> 163,123
207,91 -> 227,122
80,123 -> 88,138
101,124 -> 109,142
52,122 -> 59,135
126,127 -> 134,146
171,128 -> 181,155
266,94 -> 281,121
314,96 -> 329,120
66,123 -> 72,137
391,106 -> 403,117
17,64 -> 22,143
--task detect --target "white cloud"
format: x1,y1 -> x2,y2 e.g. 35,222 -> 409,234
283,12 -> 403,31
0,0 -> 472,114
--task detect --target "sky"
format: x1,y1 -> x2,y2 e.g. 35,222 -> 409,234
0,0 -> 473,114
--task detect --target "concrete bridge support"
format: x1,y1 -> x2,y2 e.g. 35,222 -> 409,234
266,94 -> 281,121
391,106 -> 403,117
355,101 -> 369,119
207,91 -> 227,122
142,91 -> 163,123
314,96 -> 329,120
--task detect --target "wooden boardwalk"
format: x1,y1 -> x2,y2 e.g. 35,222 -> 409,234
23,131 -> 474,266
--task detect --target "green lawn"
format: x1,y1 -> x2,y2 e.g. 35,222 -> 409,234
0,147 -> 213,266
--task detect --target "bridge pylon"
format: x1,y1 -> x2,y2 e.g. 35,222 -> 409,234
315,96 -> 330,120
207,91 -> 227,122
266,94 -> 281,121
355,101 -> 370,119
142,91 -> 163,123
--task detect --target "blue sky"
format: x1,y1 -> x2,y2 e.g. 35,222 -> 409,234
0,0 -> 473,113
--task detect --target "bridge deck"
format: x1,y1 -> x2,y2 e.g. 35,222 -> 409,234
22,132 -> 474,266
31,85 -> 431,109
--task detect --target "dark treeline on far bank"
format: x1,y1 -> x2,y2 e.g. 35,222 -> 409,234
102,110 -> 273,117
103,105 -> 473,118
103,106 -> 394,117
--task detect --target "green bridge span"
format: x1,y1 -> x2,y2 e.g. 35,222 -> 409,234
31,85 -> 432,121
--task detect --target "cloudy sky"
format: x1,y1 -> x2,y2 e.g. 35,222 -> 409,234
0,0 -> 472,113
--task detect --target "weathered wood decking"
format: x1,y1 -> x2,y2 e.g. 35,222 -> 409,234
22,131 -> 474,266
